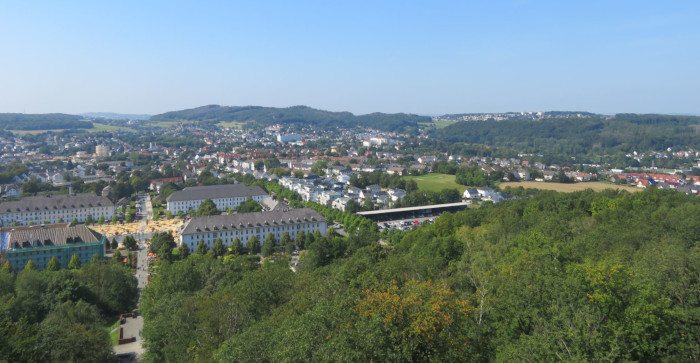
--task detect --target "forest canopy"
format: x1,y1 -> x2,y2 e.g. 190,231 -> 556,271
141,187 -> 700,362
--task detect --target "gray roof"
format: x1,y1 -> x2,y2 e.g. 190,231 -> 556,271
181,208 -> 326,235
0,224 -> 102,251
167,184 -> 268,203
0,193 -> 113,214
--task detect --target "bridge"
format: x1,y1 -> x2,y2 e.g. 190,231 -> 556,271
356,202 -> 469,222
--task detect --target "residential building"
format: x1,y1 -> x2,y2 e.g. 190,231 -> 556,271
179,208 -> 326,250
166,184 -> 268,214
0,224 -> 105,270
0,194 -> 114,226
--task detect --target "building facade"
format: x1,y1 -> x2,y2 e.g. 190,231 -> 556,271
0,224 -> 105,270
166,184 -> 268,214
179,208 -> 326,251
0,193 -> 115,226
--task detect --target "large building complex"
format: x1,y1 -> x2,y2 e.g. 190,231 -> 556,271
179,208 -> 326,250
0,224 -> 105,270
166,184 -> 268,214
0,193 -> 115,227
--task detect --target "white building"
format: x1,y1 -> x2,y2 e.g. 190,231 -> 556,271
95,144 -> 110,157
166,184 -> 268,214
0,193 -> 114,226
179,208 -> 326,250
277,134 -> 302,143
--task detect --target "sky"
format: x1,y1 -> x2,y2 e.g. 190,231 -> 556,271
1,1 -> 699,116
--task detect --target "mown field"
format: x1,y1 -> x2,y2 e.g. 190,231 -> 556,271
403,173 -> 468,193
499,181 -> 642,193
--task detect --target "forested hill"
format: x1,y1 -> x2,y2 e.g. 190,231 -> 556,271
432,113 -> 700,155
149,105 -> 430,132
140,188 -> 700,362
0,113 -> 93,130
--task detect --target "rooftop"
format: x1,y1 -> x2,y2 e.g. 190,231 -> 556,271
181,208 -> 325,235
0,193 -> 113,213
0,224 -> 102,251
167,184 -> 268,202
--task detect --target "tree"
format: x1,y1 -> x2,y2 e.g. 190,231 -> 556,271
296,231 -> 305,249
281,232 -> 292,252
165,211 -> 173,220
91,254 -> 100,265
84,215 -> 94,225
110,238 -> 118,250
105,238 -> 111,250
179,243 -> 190,259
405,179 -> 419,193
262,233 -> 276,257
68,254 -> 81,270
46,257 -> 60,271
236,197 -> 262,213
1,261 -> 13,274
70,218 -> 78,227
150,232 -> 176,262
230,237 -> 243,255
111,250 -> 122,263
248,235 -> 260,255
112,215 -> 118,224
24,259 -> 38,271
123,235 -> 137,251
125,213 -> 135,223
196,239 -> 209,255
212,238 -> 226,258
197,198 -> 220,216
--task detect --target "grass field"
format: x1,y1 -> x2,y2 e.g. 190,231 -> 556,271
216,120 -> 246,129
499,181 -> 641,193
90,122 -> 134,132
403,173 -> 468,193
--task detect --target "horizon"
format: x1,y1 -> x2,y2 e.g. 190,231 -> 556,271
1,1 -> 699,115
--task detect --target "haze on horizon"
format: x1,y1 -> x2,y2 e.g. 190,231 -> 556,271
1,1 -> 698,116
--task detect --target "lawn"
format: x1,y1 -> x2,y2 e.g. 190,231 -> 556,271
216,120 -> 246,129
403,173 -> 468,194
499,181 -> 642,193
90,122 -> 134,133
102,318 -> 122,345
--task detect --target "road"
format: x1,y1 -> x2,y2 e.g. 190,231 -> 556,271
113,194 -> 153,361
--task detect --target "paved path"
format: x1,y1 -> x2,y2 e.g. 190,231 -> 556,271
113,236 -> 150,361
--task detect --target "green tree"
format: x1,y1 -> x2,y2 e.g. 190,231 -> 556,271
230,237 -> 243,255
70,218 -> 78,227
1,261 -> 13,274
236,197 -> 262,213
197,198 -> 220,216
91,254 -> 100,265
296,231 -> 305,249
24,259 -> 38,271
111,250 -> 122,263
165,211 -> 173,220
84,215 -> 94,225
179,243 -> 190,259
97,215 -> 105,225
111,215 -> 118,224
212,238 -> 226,258
262,233 -> 276,257
196,239 -> 209,255
248,235 -> 260,254
110,238 -> 118,250
46,257 -> 60,271
68,254 -> 81,269
123,235 -> 137,251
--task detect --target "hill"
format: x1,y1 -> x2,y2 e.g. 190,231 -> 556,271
0,113 -> 93,130
149,105 -> 430,132
81,112 -> 151,120
432,113 -> 700,156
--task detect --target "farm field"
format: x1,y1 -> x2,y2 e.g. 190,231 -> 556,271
499,181 -> 641,193
216,120 -> 246,129
403,173 -> 468,194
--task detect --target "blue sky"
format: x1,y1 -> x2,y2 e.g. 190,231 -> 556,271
1,1 -> 698,115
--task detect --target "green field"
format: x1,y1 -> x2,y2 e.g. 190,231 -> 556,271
216,120 -> 246,129
403,173 -> 468,193
90,122 -> 134,132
